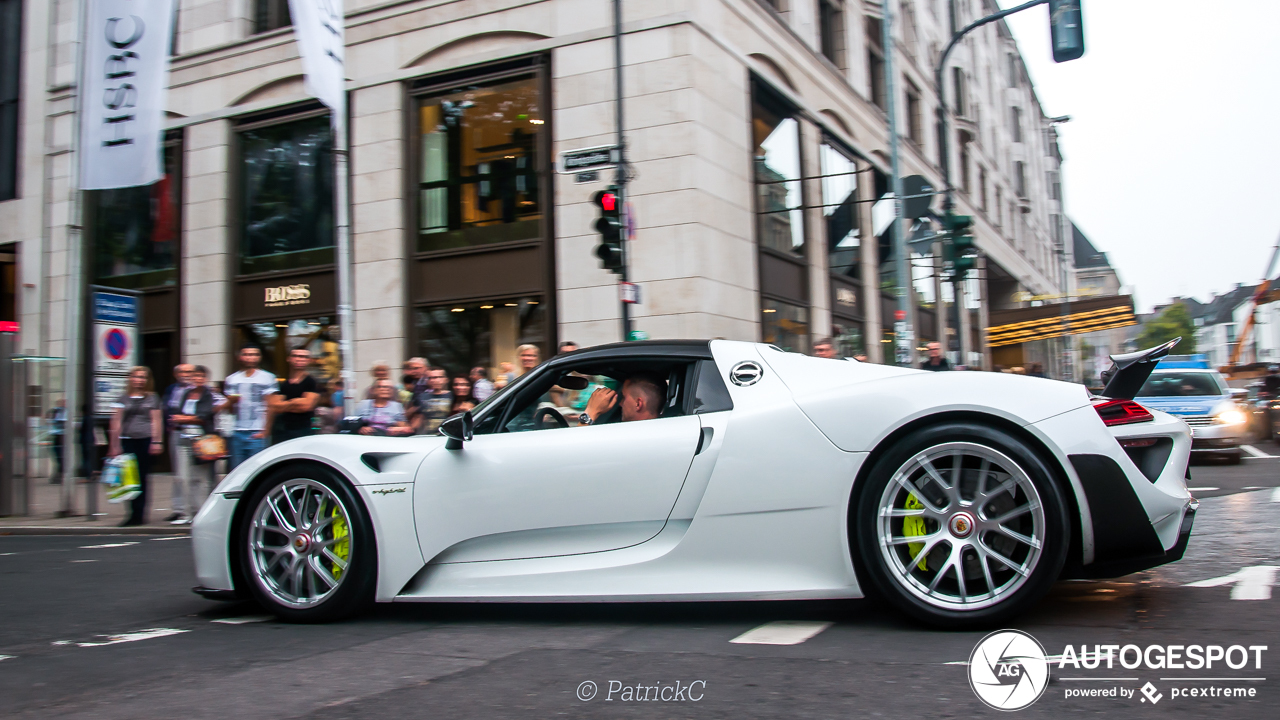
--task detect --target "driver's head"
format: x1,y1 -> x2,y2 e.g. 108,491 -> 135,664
620,372 -> 666,422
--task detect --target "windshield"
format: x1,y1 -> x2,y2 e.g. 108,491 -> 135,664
1137,372 -> 1227,397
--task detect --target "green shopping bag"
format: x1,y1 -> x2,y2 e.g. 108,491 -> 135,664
106,454 -> 140,503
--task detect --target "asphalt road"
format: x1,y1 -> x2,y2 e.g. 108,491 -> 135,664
2,459 -> 1278,719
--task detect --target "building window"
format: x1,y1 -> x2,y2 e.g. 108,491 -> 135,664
952,67 -> 967,117
995,186 -> 1002,226
416,74 -> 543,253
1047,169 -> 1061,201
866,17 -> 886,111
1015,161 -> 1027,198
762,298 -> 809,353
0,0 -> 20,201
90,137 -> 182,289
958,132 -> 972,195
238,113 -> 335,275
819,0 -> 845,68
1007,53 -> 1018,87
900,3 -> 919,59
752,89 -> 805,258
821,142 -> 859,280
414,297 -> 546,381
1010,106 -> 1022,142
979,167 -> 988,211
236,317 -> 342,385
905,81 -> 923,146
254,0 -> 291,34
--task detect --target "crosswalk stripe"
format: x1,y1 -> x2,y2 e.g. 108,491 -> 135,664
1187,487 -> 1219,492
211,616 -> 273,625
730,621 -> 833,645
1241,445 -> 1275,459
1272,487 -> 1280,503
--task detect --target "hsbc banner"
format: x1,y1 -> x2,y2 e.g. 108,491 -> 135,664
79,0 -> 176,190
92,291 -> 139,415
288,0 -> 346,117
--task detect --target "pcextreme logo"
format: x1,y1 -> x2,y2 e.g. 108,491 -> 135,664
968,630 -> 1051,711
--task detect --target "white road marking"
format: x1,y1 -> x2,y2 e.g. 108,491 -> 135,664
0,552 -> 14,556
211,616 -> 273,625
1186,487 -> 1220,492
149,536 -> 189,541
1272,487 -> 1280,503
70,560 -> 98,563
71,628 -> 190,648
79,542 -> 139,549
0,655 -> 14,662
730,621 -> 833,645
1186,566 -> 1279,600
1241,445 -> 1275,459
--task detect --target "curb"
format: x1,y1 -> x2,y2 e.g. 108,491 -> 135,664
0,525 -> 191,536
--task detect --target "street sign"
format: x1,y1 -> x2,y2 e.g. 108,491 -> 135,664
901,175 -> 936,219
94,324 -> 136,374
93,292 -> 138,324
557,145 -> 619,174
619,282 -> 641,305
92,290 -> 140,415
628,330 -> 649,342
93,375 -> 128,412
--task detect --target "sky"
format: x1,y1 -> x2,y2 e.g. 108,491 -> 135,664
1001,0 -> 1280,312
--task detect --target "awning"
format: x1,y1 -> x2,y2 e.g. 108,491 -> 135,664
986,295 -> 1137,348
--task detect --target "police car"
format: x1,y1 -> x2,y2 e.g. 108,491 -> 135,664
1134,356 -> 1249,464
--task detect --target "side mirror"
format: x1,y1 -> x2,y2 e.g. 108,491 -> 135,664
1229,387 -> 1248,400
440,411 -> 474,450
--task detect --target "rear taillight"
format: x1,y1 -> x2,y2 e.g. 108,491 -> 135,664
1093,398 -> 1154,426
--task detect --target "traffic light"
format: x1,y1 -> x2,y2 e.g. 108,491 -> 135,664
591,186 -> 624,274
943,213 -> 977,280
1048,0 -> 1084,63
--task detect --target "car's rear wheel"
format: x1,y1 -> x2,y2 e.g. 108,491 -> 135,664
853,422 -> 1069,628
241,464 -> 375,622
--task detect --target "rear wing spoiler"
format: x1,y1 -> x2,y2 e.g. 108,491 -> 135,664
1099,337 -> 1181,400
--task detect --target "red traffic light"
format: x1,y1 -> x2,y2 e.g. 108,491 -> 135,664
592,188 -> 619,212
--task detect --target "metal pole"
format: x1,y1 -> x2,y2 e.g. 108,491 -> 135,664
61,0 -> 91,517
881,1 -> 912,366
334,103 -> 356,417
614,0 -> 632,341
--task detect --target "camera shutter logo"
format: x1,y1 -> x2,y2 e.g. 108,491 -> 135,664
968,630 -> 1050,711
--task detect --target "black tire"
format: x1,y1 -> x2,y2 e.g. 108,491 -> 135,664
851,422 -> 1070,629
240,463 -> 376,622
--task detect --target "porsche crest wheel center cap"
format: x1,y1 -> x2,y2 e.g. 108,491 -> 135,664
948,512 -> 976,539
292,534 -> 312,553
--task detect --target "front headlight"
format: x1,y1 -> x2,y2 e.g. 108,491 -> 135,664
1215,408 -> 1248,426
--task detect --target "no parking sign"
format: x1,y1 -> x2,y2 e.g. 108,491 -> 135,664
94,324 -> 136,374
92,291 -> 139,414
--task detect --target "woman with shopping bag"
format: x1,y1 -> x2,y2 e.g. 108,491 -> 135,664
108,367 -> 163,527
169,366 -> 223,524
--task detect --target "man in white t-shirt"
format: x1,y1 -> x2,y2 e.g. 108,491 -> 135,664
224,345 -> 278,469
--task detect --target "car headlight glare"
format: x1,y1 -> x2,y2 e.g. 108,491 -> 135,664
1215,409 -> 1247,426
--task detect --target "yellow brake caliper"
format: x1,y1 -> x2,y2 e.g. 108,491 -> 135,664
903,493 -> 928,571
330,505 -> 350,581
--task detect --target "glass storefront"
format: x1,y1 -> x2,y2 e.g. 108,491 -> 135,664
832,321 -> 864,357
90,140 -> 181,289
413,297 -> 545,380
234,317 -> 342,387
752,95 -> 805,258
762,298 -> 810,354
416,74 -> 543,253
821,142 -> 859,280
238,114 -> 334,275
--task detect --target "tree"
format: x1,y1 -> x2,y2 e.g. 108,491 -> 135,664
1136,302 -> 1197,355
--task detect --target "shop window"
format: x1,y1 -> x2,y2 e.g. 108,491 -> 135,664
0,0 -> 21,201
90,138 -> 182,289
238,114 -> 335,275
821,142 -> 858,280
832,321 -> 863,357
235,317 -> 342,386
761,298 -> 809,354
416,74 -> 543,253
254,0 -> 291,34
414,297 -> 546,381
752,88 -> 805,258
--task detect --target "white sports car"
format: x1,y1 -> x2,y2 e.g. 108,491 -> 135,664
192,339 -> 1196,627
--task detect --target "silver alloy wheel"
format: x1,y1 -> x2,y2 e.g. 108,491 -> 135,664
248,478 -> 353,609
875,442 -> 1045,612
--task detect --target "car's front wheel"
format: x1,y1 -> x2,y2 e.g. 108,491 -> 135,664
241,464 -> 375,622
853,422 -> 1069,628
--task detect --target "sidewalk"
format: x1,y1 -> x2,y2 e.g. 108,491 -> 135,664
0,473 -> 197,535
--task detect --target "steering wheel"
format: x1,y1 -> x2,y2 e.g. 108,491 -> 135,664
533,406 -> 569,429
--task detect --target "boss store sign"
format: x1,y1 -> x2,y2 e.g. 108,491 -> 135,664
234,270 -> 335,323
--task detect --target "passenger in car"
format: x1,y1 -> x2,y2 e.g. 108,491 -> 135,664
577,372 -> 666,426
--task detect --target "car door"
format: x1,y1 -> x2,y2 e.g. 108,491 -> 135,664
412,414 -> 702,564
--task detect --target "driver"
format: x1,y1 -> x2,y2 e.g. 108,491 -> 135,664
578,372 -> 666,426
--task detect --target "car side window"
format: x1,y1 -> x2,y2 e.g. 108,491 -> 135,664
690,360 -> 733,414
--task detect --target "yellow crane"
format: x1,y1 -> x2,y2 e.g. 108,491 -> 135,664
1225,236 -> 1280,371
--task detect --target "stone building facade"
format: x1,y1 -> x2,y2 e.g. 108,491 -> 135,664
0,0 -> 1073,394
